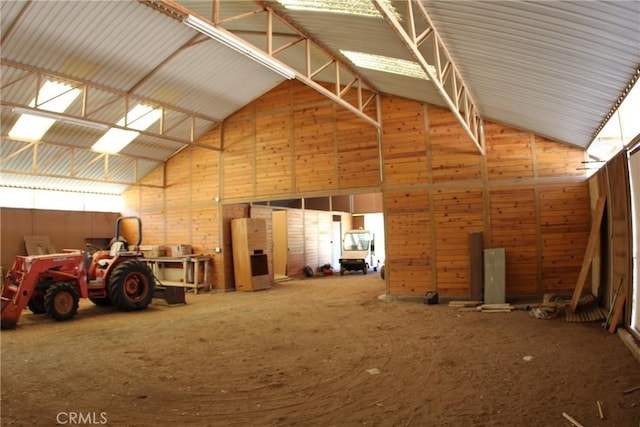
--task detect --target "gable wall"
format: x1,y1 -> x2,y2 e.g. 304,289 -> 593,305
122,80 -> 589,297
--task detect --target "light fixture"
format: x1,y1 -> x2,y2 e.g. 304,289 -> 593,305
8,80 -> 85,141
184,15 -> 295,80
11,107 -> 109,131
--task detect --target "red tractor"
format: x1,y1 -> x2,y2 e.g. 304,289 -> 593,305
1,216 -> 154,329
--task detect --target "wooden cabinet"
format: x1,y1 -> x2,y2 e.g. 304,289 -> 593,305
231,218 -> 271,291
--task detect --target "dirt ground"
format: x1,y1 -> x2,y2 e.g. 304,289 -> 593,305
2,273 -> 640,426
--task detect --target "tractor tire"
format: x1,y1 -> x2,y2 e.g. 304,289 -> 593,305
44,282 -> 79,321
108,259 -> 154,312
28,292 -> 46,314
89,296 -> 112,307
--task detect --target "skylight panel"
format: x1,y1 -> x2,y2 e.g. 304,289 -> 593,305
92,104 -> 161,154
340,50 -> 433,80
8,80 -> 81,141
277,0 -> 401,19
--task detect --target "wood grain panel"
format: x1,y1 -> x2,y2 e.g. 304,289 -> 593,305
539,182 -> 590,292
489,186 -> 538,294
304,210 -> 319,269
294,106 -> 337,193
485,122 -> 534,180
382,97 -> 429,186
536,136 -> 585,177
385,191 -> 432,295
222,116 -> 255,199
287,209 -> 305,275
165,209 -> 191,248
256,111 -> 293,195
433,189 -> 484,296
336,109 -> 380,188
192,147 -> 219,204
428,108 -> 483,183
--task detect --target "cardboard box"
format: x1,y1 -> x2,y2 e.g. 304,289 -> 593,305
139,245 -> 164,258
169,244 -> 192,257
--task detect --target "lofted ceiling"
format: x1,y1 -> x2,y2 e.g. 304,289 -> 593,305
1,0 -> 638,195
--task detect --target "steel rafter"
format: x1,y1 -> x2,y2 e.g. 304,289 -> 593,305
1,60 -> 222,151
371,0 -> 485,155
142,0 -> 382,129
0,137 -> 164,188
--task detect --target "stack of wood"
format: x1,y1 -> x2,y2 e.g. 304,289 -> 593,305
449,301 -> 516,313
565,293 -> 607,323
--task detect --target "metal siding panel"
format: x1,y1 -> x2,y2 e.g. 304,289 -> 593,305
422,0 -> 640,147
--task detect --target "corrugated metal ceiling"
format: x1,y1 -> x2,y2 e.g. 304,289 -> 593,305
421,0 -> 639,146
1,0 -> 638,196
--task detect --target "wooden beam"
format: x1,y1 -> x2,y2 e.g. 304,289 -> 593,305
570,196 -> 607,312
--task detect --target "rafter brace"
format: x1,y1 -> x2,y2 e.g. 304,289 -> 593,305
1,60 -> 222,151
0,137 -> 164,188
371,0 -> 485,155
142,0 -> 382,129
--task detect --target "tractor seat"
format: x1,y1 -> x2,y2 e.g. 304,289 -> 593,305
97,259 -> 110,269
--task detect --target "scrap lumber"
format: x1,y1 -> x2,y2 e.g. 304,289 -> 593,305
607,291 -> 627,334
597,400 -> 604,419
565,293 -> 607,323
479,303 -> 513,313
562,412 -> 584,427
570,196 -> 606,312
448,300 -> 482,307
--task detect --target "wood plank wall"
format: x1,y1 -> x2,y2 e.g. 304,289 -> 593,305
380,100 -> 588,298
589,151 -> 633,323
0,209 -> 119,271
122,80 -> 590,298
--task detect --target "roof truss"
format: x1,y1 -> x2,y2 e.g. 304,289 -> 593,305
1,60 -> 222,151
0,138 -> 164,188
372,0 -> 484,154
143,0 -> 382,128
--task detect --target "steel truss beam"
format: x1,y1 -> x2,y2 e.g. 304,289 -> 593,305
372,0 -> 485,155
1,60 -> 222,151
143,0 -> 382,129
0,137 -> 164,188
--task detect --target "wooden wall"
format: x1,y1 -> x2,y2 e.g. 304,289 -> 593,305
122,80 -> 590,298
0,209 -> 119,271
589,151 -> 633,324
381,101 -> 588,297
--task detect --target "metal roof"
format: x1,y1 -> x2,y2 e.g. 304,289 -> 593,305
1,0 -> 638,195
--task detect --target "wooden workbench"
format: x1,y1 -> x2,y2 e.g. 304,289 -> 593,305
142,256 -> 212,294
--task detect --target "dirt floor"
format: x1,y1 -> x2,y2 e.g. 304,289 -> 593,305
2,273 -> 640,426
